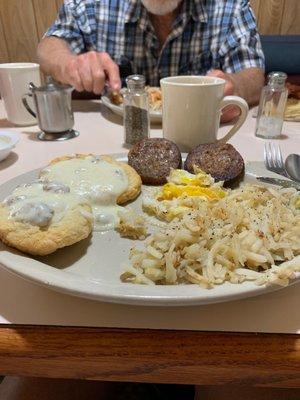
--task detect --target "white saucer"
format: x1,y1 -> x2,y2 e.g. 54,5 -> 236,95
0,130 -> 20,161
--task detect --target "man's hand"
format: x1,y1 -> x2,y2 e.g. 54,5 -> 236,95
37,38 -> 121,94
207,69 -> 240,123
58,51 -> 121,94
207,68 -> 265,123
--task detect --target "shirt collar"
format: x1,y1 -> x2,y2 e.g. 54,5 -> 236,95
124,0 -> 141,23
124,0 -> 207,24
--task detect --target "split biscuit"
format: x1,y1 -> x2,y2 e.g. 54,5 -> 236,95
42,154 -> 142,204
0,182 -> 93,256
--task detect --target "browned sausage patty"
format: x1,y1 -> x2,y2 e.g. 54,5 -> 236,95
184,143 -> 244,182
128,138 -> 182,184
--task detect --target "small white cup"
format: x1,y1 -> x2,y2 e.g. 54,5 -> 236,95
0,63 -> 41,126
160,75 -> 249,152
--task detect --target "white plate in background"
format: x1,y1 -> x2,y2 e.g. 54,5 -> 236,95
101,94 -> 162,123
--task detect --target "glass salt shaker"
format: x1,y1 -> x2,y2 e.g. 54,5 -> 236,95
255,71 -> 288,139
123,75 -> 150,146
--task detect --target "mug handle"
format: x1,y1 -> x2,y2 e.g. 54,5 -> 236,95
217,96 -> 249,143
22,93 -> 36,118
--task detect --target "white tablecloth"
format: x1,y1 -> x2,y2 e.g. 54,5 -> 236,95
0,99 -> 299,333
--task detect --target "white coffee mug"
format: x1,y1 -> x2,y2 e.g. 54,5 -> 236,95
0,63 -> 41,126
160,75 -> 249,152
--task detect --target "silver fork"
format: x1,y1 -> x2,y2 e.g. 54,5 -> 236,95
264,142 -> 289,178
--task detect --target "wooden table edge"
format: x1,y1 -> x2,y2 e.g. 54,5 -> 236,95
0,324 -> 299,388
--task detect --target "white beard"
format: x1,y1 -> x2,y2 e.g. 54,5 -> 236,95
141,0 -> 183,15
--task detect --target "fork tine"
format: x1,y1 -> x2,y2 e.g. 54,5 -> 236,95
272,143 -> 278,169
264,142 -> 271,169
276,143 -> 284,168
276,143 -> 288,176
263,142 -> 268,167
274,143 -> 280,169
270,141 -> 277,169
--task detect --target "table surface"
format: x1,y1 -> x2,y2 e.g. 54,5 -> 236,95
0,99 -> 299,334
0,99 -> 300,387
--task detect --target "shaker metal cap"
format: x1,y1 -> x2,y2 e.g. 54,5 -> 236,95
126,74 -> 146,90
267,71 -> 288,86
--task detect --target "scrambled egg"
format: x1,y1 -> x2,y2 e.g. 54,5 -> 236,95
158,169 -> 225,201
167,169 -> 214,186
158,183 -> 226,201
143,169 -> 226,221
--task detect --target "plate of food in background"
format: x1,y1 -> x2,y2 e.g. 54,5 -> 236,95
285,83 -> 300,121
101,87 -> 162,123
253,82 -> 300,122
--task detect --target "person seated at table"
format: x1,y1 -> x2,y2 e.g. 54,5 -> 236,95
38,0 -> 265,122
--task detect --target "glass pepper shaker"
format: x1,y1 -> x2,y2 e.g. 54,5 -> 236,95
123,75 -> 150,146
255,71 -> 288,139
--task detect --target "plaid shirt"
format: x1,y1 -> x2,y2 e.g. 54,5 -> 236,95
46,0 -> 265,86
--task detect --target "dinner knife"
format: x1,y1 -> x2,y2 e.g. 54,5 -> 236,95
257,176 -> 300,190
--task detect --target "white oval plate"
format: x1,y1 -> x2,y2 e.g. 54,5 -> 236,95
0,158 -> 298,306
101,95 -> 162,123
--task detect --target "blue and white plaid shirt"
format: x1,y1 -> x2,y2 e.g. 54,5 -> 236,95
46,0 -> 265,86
